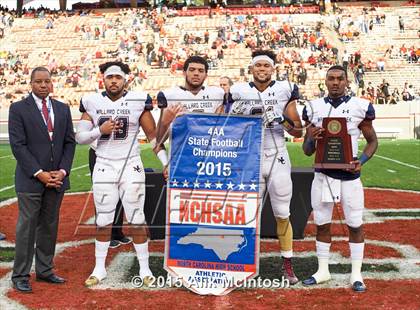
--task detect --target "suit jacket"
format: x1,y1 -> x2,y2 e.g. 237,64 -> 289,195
8,94 -> 76,193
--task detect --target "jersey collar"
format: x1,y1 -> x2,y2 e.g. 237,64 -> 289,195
249,80 -> 276,91
101,90 -> 128,101
324,95 -> 351,108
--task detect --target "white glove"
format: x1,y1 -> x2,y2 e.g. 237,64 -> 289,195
230,100 -> 247,115
263,109 -> 284,126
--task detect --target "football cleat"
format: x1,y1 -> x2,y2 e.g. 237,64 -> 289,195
109,240 -> 121,249
85,275 -> 104,287
282,257 -> 299,285
139,268 -> 154,287
117,236 -> 132,245
352,281 -> 366,292
302,276 -> 318,286
142,275 -> 155,287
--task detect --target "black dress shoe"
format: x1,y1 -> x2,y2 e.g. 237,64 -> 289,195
13,280 -> 32,293
36,274 -> 66,284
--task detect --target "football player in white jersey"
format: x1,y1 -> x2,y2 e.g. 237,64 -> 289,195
229,50 -> 303,285
154,56 -> 225,176
301,65 -> 378,292
75,61 -> 161,287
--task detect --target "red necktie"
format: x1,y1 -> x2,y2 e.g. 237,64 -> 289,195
42,98 -> 54,138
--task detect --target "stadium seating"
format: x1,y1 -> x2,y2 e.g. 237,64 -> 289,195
0,4 -> 418,140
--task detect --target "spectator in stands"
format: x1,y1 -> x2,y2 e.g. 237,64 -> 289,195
408,48 -> 418,63
357,78 -> 365,95
71,71 -> 81,88
384,45 -> 394,59
360,90 -> 370,101
402,83 -> 415,101
398,16 -> 404,33
380,79 -> 390,104
45,18 -> 53,29
297,65 -> 307,85
354,64 -> 364,86
399,44 -> 409,58
318,81 -> 325,98
376,86 -> 385,104
219,76 -> 233,113
389,88 -> 400,104
342,50 -> 350,73
377,58 -> 385,71
368,18 -> 374,31
347,86 -> 356,97
0,232 -> 5,240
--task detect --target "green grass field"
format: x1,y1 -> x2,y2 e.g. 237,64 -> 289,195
0,140 -> 419,201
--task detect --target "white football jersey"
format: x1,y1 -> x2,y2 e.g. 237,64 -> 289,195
230,80 -> 299,149
80,91 -> 152,160
157,86 -> 224,113
303,96 -> 375,157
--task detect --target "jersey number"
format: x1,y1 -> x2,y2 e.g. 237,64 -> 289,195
98,116 -> 129,140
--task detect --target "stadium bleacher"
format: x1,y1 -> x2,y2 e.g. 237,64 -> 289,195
0,2 -> 419,139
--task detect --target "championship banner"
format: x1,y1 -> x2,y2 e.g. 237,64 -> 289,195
164,113 -> 263,295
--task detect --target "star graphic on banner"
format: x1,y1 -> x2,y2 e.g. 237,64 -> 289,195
215,181 -> 223,189
249,183 -> 257,191
226,181 -> 235,190
172,179 -> 178,187
238,183 -> 246,190
204,180 -> 212,188
182,180 -> 189,187
193,181 -> 200,188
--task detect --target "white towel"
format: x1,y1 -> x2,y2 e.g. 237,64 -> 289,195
321,175 -> 341,203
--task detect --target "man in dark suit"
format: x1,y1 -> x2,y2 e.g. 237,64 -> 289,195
8,67 -> 76,293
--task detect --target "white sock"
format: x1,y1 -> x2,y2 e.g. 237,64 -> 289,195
350,242 -> 364,283
92,240 -> 110,279
134,241 -> 153,278
281,250 -> 293,258
312,241 -> 331,283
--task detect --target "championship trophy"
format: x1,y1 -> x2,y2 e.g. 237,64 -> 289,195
314,117 -> 355,169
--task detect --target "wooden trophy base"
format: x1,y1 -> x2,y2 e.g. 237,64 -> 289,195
314,162 -> 356,169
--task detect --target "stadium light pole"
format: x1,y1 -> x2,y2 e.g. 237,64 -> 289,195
59,0 -> 67,11
16,0 -> 23,17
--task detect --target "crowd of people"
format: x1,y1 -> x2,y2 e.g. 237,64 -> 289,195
0,4 -> 418,109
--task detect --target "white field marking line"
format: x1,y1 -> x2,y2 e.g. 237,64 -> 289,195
358,148 -> 420,169
71,164 -> 89,172
87,238 -> 420,291
0,191 -> 92,208
0,164 -> 90,193
0,185 -> 14,193
0,270 -> 28,310
0,155 -> 12,159
373,154 -> 420,170
0,238 -> 418,294
308,208 -> 420,225
0,239 -> 94,310
366,187 -> 420,194
307,217 -> 418,225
